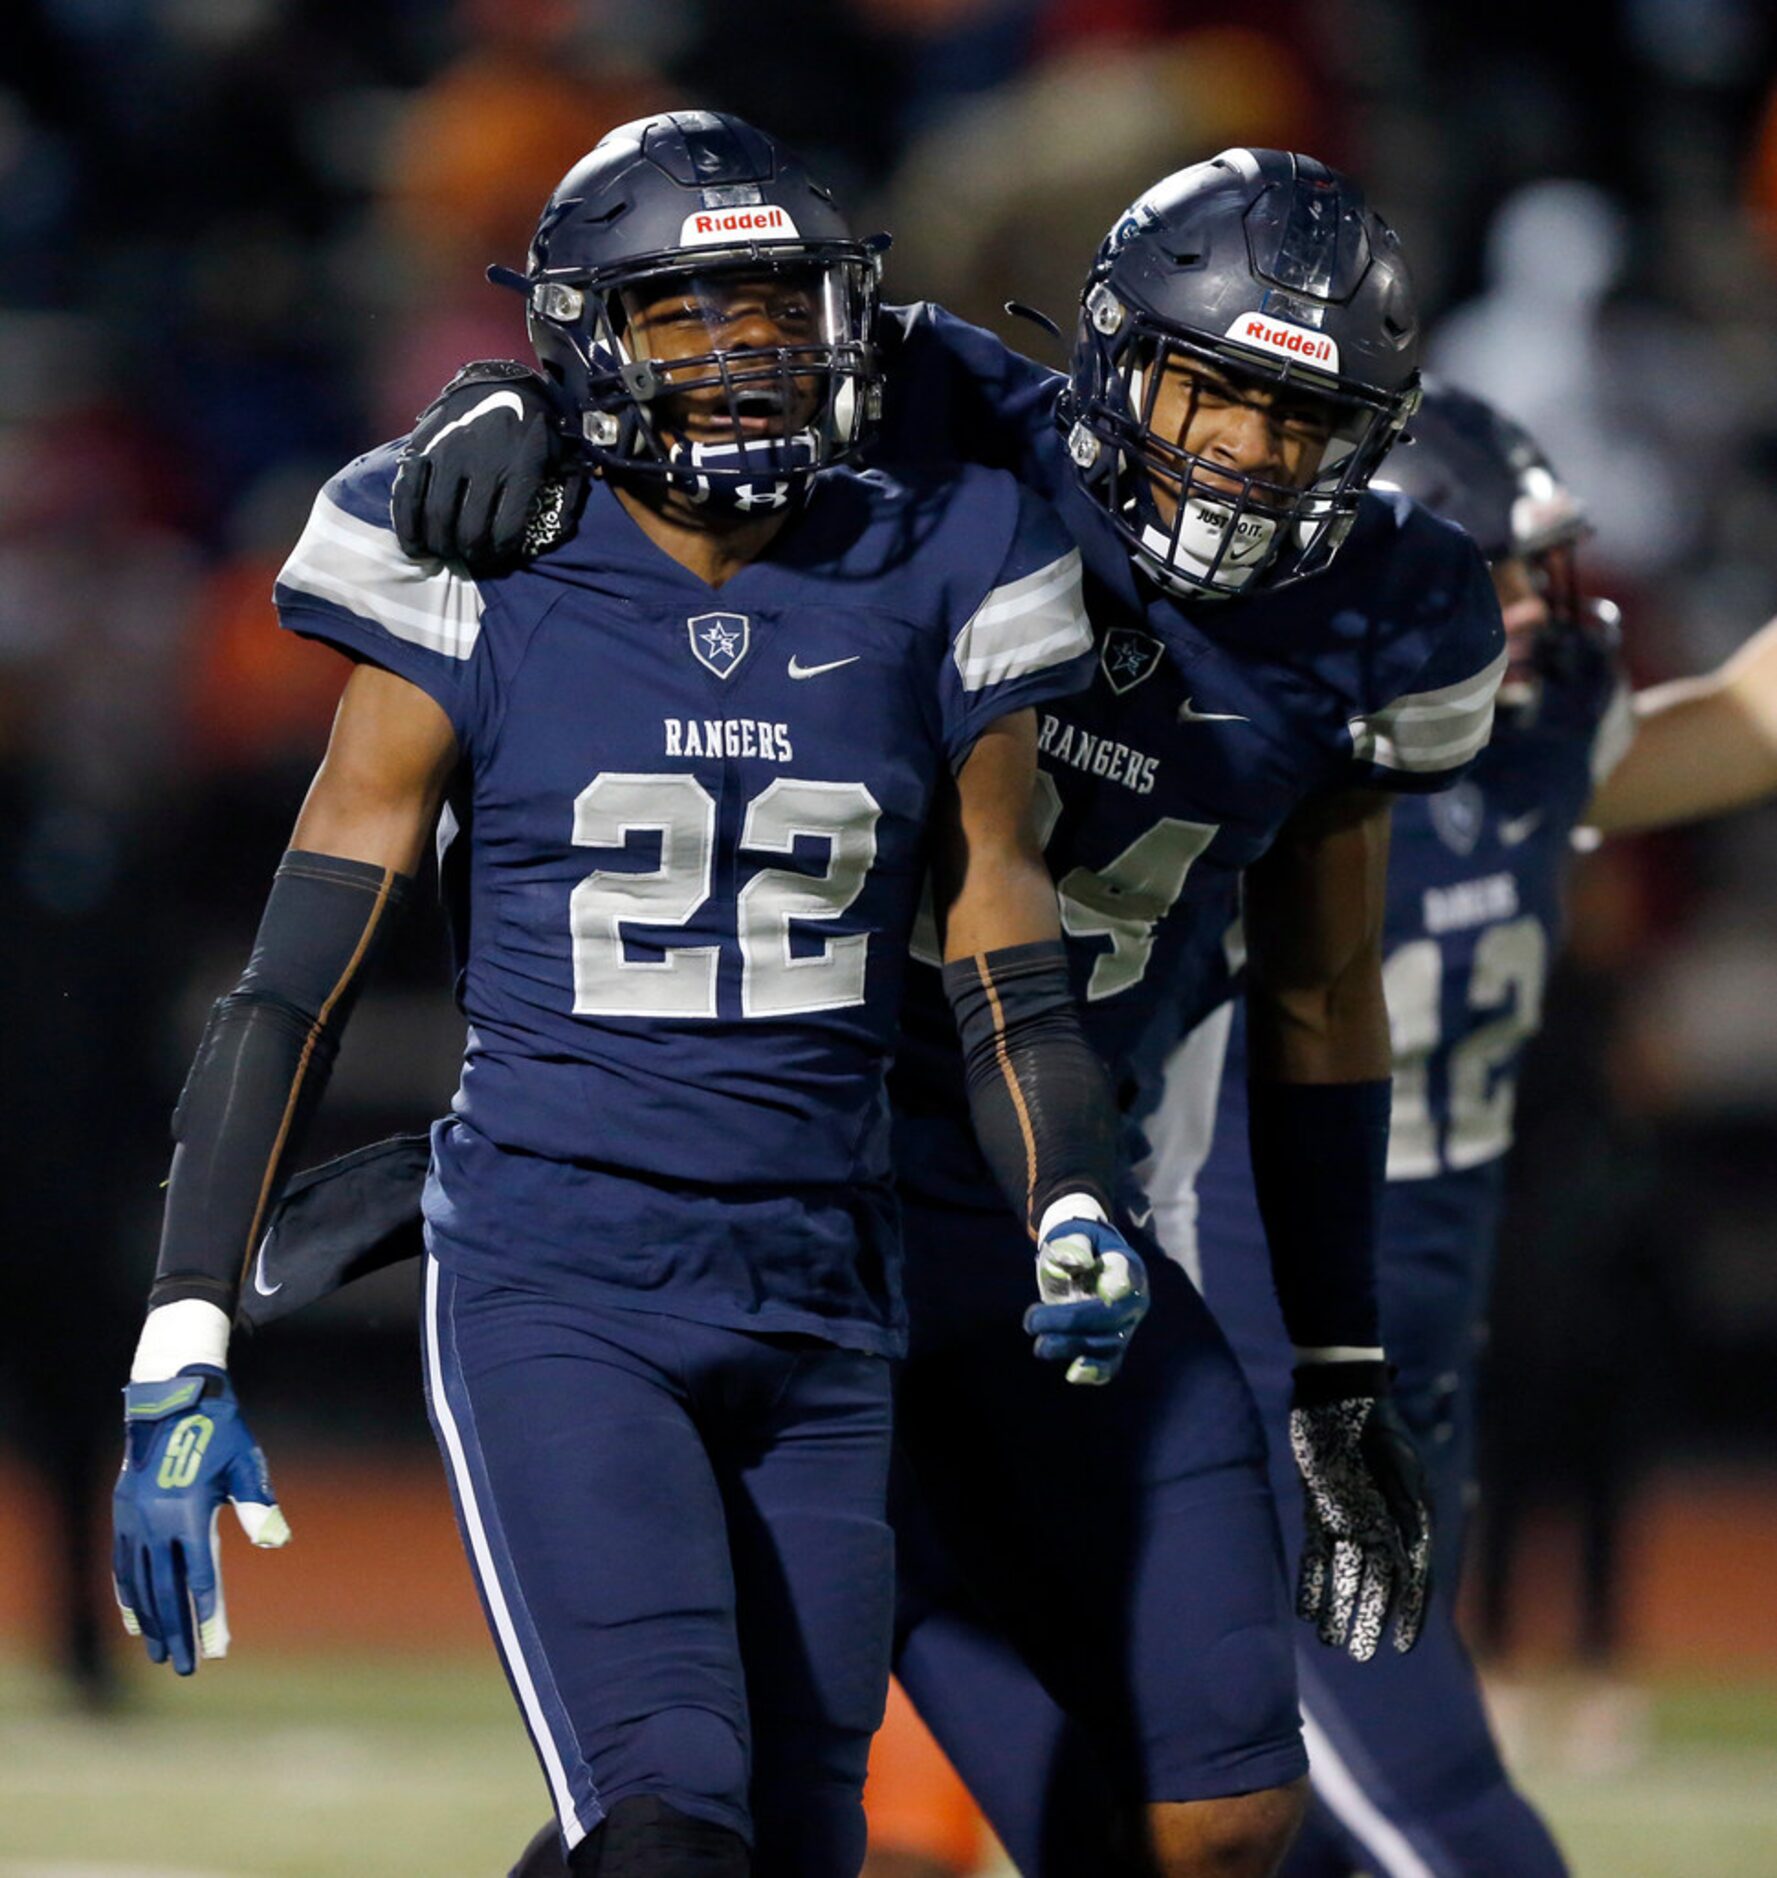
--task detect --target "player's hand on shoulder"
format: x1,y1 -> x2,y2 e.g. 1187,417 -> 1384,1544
390,360 -> 582,573
1024,1201 -> 1150,1386
112,1365 -> 290,1675
1288,1358 -> 1431,1661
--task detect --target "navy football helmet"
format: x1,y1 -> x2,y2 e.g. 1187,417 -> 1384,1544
1375,381 -> 1519,560
1382,380 -> 1601,711
491,111 -> 885,511
1060,149 -> 1421,600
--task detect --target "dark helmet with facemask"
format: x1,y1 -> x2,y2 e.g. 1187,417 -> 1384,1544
1380,380 -> 1601,713
1377,380 -> 1521,560
490,111 -> 886,513
1060,149 -> 1421,600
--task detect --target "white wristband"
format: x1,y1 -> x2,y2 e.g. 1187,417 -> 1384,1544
1037,1191 -> 1110,1244
131,1300 -> 231,1382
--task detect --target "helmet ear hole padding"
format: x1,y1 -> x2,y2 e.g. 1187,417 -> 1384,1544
831,376 -> 858,443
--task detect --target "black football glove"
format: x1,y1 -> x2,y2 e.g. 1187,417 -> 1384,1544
390,361 -> 583,573
1289,1359 -> 1432,1661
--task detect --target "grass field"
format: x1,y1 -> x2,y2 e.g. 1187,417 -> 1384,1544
4,1655 -> 1777,1876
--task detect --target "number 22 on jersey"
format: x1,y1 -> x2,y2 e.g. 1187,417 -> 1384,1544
568,772 -> 881,1019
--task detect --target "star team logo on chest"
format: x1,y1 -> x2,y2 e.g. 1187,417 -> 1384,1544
1100,627 -> 1163,695
688,610 -> 751,680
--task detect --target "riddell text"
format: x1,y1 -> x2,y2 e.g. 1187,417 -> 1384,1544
690,208 -> 791,237
1233,316 -> 1334,363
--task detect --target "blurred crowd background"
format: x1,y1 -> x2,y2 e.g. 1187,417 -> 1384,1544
4,0 -> 1777,1810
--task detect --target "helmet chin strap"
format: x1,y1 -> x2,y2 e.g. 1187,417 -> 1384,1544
1138,495 -> 1278,595
663,429 -> 822,512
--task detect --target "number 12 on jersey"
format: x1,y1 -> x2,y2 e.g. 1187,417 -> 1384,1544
1384,915 -> 1549,1178
569,772 -> 881,1020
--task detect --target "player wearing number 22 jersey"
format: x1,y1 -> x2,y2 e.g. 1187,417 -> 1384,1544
277,448 -> 1088,1347
267,455 -> 1097,1873
110,114 -> 1145,1878
366,151 -> 1507,1874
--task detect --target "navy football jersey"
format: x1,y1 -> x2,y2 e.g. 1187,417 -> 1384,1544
877,305 -> 1509,1211
1370,648 -> 1634,1203
273,445 -> 1094,1352
1184,646 -> 1633,1369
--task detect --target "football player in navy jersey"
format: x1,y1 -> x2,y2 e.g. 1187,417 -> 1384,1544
108,113 -> 1153,1878
1143,381 -> 1777,1877
251,151 -> 1507,1876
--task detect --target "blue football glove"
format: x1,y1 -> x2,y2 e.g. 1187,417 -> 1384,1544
1023,1216 -> 1150,1386
112,1366 -> 290,1675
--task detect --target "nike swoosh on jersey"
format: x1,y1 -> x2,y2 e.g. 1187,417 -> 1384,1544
419,389 -> 527,456
1177,697 -> 1250,724
1499,808 -> 1546,846
787,655 -> 862,680
251,1248 -> 283,1297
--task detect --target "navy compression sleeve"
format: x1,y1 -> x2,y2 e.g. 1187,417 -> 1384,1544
1246,1076 -> 1389,1359
941,939 -> 1118,1236
149,851 -> 408,1314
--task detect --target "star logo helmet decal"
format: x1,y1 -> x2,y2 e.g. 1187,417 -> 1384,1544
688,610 -> 751,680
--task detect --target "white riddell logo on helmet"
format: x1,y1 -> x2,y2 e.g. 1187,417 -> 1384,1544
680,205 -> 799,246
1226,313 -> 1340,372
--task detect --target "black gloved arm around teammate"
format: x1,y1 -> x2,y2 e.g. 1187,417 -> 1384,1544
389,360 -> 581,572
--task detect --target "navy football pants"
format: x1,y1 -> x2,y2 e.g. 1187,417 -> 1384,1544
1222,1318 -> 1566,1878
889,1196 -> 1308,1873
1178,1033 -> 1568,1878
422,1254 -> 895,1874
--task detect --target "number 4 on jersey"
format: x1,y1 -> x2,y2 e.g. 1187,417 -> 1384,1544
909,769 -> 1218,1000
1035,772 -> 1217,1002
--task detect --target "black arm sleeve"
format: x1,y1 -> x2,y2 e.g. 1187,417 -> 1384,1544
149,851 -> 409,1314
941,939 -> 1118,1238
1246,1075 -> 1389,1357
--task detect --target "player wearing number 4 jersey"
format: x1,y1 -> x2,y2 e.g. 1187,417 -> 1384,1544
362,149 -> 1503,1876
110,113 -> 1145,1878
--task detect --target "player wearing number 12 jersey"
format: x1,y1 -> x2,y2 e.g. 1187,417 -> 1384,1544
108,113 -> 1147,1878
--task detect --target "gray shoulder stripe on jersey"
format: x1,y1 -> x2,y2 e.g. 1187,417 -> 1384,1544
1348,708 -> 1497,774
953,549 -> 1089,692
1347,646 -> 1507,772
969,548 -> 1084,628
1365,645 -> 1510,724
279,492 -> 484,660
